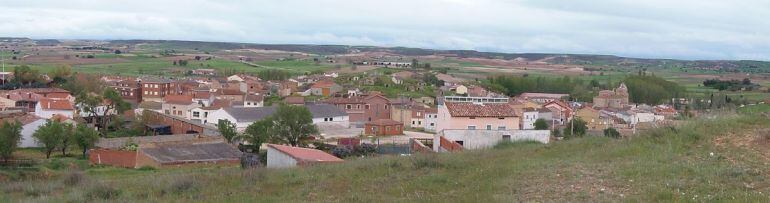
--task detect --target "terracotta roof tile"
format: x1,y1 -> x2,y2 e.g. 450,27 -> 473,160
268,144 -> 343,165
164,95 -> 193,105
38,99 -> 74,110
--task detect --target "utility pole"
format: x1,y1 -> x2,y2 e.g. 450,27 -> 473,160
570,98 -> 575,136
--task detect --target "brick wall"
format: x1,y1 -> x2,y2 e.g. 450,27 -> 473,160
89,149 -> 137,168
145,111 -> 210,135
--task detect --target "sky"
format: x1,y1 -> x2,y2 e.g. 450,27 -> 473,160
1,0 -> 769,60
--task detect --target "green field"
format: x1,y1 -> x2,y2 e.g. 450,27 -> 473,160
2,106 -> 770,201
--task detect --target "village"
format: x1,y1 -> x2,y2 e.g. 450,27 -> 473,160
0,62 -> 686,170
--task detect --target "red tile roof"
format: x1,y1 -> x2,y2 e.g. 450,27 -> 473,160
268,144 -> 343,166
285,96 -> 305,104
366,119 -> 402,126
38,99 -> 75,110
311,80 -> 337,88
444,102 -> 517,117
164,95 -> 193,105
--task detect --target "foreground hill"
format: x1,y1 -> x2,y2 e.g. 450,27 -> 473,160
2,105 -> 770,201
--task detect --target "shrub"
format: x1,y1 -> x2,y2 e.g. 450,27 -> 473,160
603,128 -> 621,139
137,166 -> 156,171
62,171 -> 85,186
354,143 -> 377,156
331,147 -> 352,158
84,184 -> 121,200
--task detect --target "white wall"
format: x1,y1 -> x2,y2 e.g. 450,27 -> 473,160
312,115 -> 349,127
34,107 -> 74,119
205,109 -> 250,131
424,113 -> 437,132
19,119 -> 46,148
521,112 -> 539,130
266,147 -> 298,168
435,129 -> 550,151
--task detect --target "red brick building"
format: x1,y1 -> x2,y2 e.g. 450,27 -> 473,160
325,93 -> 391,126
365,119 -> 403,136
140,78 -> 173,102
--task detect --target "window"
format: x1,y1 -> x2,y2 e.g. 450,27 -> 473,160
455,141 -> 464,146
365,104 -> 370,109
417,112 -> 421,117
498,117 -> 505,120
396,126 -> 400,131
503,135 -> 511,141
372,126 -> 378,133
204,112 -> 208,118
386,126 -> 391,132
385,104 -> 389,109
430,123 -> 435,126
154,84 -> 158,88
486,125 -> 492,130
470,117 -> 476,119
165,110 -> 170,114
329,117 -> 333,121
324,118 -> 329,121
357,104 -> 361,109
418,121 -> 422,125
467,126 -> 476,130
412,121 -> 415,125
193,112 -> 200,118
498,126 -> 506,130
346,105 -> 352,109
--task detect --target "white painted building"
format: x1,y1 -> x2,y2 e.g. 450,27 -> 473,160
35,99 -> 75,119
423,111 -> 438,132
521,109 -> 539,130
434,130 -> 550,152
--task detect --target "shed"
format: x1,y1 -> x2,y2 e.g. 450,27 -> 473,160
266,144 -> 343,168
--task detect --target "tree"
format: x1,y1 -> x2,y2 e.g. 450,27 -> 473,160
604,127 -> 621,139
411,58 -> 419,68
563,118 -> 588,138
242,118 -> 272,152
73,124 -> 100,158
269,105 -> 318,147
98,89 -> 131,135
114,50 -> 122,54
34,120 -> 67,159
0,120 -> 22,163
217,119 -> 239,144
12,65 -> 40,85
534,118 -> 549,130
59,122 -> 74,156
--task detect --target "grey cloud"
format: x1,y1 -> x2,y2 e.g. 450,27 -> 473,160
0,0 -> 768,60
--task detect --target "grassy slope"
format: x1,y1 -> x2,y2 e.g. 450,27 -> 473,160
3,106 -> 770,201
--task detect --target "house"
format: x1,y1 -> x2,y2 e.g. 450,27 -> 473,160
409,105 -> 428,129
243,94 -> 264,108
206,104 -> 349,131
139,77 -> 173,102
390,105 -> 413,128
543,100 -> 574,124
34,98 -> 75,119
191,87 -> 214,106
423,108 -> 438,132
519,93 -> 569,104
364,119 -> 403,136
593,83 -> 629,109
325,93 -> 391,126
436,102 -> 520,132
285,96 -> 305,105
521,108 -> 540,130
3,114 -> 46,148
107,78 -> 141,103
217,88 -> 245,102
435,73 -> 465,86
0,96 -> 17,109
310,80 -> 342,97
576,107 -> 604,130
266,144 -> 343,168
161,95 -> 199,118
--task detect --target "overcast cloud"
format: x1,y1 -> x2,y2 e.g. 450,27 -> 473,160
1,0 -> 769,60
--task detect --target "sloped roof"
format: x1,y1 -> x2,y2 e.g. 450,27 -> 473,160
140,142 -> 242,164
306,104 -> 347,118
244,94 -> 264,102
38,99 -> 74,110
164,95 -> 193,105
311,80 -> 338,88
223,107 -> 277,123
444,102 -> 517,117
366,119 -> 402,126
139,101 -> 163,110
268,144 -> 343,165
285,96 -> 305,104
